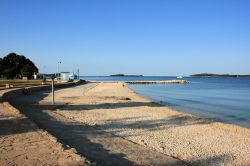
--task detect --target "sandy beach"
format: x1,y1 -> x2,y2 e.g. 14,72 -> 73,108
6,82 -> 250,165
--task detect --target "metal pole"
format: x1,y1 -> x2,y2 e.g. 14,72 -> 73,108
77,69 -> 79,80
52,78 -> 54,104
57,61 -> 61,80
43,65 -> 46,81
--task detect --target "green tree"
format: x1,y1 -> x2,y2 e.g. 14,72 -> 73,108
20,64 -> 35,78
0,52 -> 38,79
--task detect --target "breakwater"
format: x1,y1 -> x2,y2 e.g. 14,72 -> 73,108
126,80 -> 189,84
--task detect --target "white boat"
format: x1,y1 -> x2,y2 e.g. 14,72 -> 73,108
177,76 -> 183,79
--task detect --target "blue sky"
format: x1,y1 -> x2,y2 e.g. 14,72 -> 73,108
0,0 -> 250,76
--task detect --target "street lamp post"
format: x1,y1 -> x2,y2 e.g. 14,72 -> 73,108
42,65 -> 46,81
57,61 -> 61,80
77,69 -> 79,80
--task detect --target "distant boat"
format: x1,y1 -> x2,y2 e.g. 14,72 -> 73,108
177,76 -> 183,79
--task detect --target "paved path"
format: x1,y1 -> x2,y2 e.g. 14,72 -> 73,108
11,83 -> 189,166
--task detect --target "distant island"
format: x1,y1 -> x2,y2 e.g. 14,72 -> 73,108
110,74 -> 143,77
191,73 -> 250,77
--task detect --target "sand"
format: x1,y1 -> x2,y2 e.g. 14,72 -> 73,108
50,82 -> 250,166
0,97 -> 90,165
9,83 -> 188,166
2,82 -> 250,165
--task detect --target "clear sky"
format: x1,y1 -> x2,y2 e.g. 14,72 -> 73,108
0,0 -> 250,76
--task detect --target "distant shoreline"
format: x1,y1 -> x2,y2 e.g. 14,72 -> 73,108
191,73 -> 250,77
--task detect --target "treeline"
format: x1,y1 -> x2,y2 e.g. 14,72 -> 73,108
0,53 -> 38,79
191,73 -> 250,77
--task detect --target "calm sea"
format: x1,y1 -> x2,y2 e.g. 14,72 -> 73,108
80,76 -> 250,128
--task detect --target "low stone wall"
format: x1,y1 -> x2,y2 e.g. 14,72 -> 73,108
1,80 -> 83,100
0,80 -> 84,115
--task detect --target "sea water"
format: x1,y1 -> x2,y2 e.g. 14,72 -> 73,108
81,76 -> 250,128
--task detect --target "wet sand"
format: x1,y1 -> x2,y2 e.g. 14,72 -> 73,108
5,82 -> 250,165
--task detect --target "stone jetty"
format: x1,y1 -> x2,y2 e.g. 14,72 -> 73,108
126,80 -> 189,84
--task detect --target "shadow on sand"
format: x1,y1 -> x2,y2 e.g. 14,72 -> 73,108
0,116 -> 37,136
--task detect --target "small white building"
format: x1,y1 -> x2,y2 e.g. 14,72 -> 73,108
33,72 -> 37,79
60,72 -> 70,81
